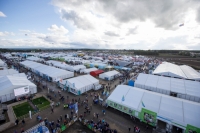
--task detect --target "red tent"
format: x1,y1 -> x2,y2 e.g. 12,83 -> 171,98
90,70 -> 104,77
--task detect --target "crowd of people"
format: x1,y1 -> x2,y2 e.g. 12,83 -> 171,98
10,62 -> 145,133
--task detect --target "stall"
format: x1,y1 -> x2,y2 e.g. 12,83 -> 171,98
90,70 -> 104,77
59,75 -> 100,95
99,70 -> 120,80
80,68 -> 98,74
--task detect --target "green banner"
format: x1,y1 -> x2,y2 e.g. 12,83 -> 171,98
186,124 -> 200,133
140,108 -> 157,127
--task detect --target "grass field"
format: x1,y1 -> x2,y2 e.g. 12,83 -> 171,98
13,102 -> 34,117
32,97 -> 50,109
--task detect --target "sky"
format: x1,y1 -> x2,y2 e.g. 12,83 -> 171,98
0,0 -> 200,50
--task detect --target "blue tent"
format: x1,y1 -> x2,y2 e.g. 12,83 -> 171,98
128,80 -> 134,87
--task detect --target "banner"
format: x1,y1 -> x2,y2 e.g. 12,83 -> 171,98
74,102 -> 78,113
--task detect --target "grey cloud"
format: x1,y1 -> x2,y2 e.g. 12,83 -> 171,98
99,0 -> 199,30
127,26 -> 138,35
61,9 -> 93,30
104,31 -> 119,37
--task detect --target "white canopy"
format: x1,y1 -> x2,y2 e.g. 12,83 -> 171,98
20,60 -> 74,81
26,56 -> 43,62
0,69 -> 18,76
0,59 -> 6,66
107,85 -> 200,128
153,62 -> 200,80
46,60 -> 86,72
80,68 -> 97,74
135,73 -> 200,102
60,75 -> 99,95
99,70 -> 120,80
0,76 -> 37,102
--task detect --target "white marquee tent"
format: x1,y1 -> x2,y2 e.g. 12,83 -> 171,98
99,70 -> 120,80
59,75 -> 99,95
107,85 -> 200,130
80,68 -> 98,74
0,59 -> 6,66
153,62 -> 200,81
26,56 -> 43,62
0,69 -> 18,77
0,76 -> 37,102
46,60 -> 86,72
135,73 -> 200,102
20,60 -> 74,81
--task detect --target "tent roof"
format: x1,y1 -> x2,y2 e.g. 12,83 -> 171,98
0,59 -> 5,66
101,70 -> 119,77
90,70 -> 104,74
180,65 -> 200,80
0,76 -> 36,93
113,60 -> 132,67
82,68 -> 97,73
0,69 -> 18,76
21,60 -> 73,80
61,75 -> 99,90
27,56 -> 43,61
135,73 -> 200,98
107,85 -> 200,128
153,62 -> 200,80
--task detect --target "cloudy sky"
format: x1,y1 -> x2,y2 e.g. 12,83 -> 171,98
0,0 -> 200,49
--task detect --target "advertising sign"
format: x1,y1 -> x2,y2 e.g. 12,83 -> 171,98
140,108 -> 157,127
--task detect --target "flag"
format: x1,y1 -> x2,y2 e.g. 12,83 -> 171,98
122,95 -> 125,101
74,102 -> 78,113
179,23 -> 184,27
142,101 -> 145,107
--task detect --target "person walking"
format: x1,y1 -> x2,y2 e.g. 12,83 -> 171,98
51,108 -> 54,113
128,127 -> 131,132
22,119 -> 25,125
102,109 -> 106,115
15,119 -> 19,125
60,115 -> 62,122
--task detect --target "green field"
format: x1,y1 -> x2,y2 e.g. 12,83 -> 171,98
13,102 -> 34,117
32,97 -> 50,109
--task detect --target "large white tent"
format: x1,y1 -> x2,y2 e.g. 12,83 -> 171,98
0,76 -> 37,102
107,85 -> 200,130
99,70 -> 120,80
135,73 -> 200,103
59,75 -> 99,95
20,60 -> 74,81
0,59 -> 6,66
153,62 -> 200,81
80,68 -> 98,74
0,73 -> 27,78
26,56 -> 43,62
46,60 -> 86,72
0,69 -> 18,76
